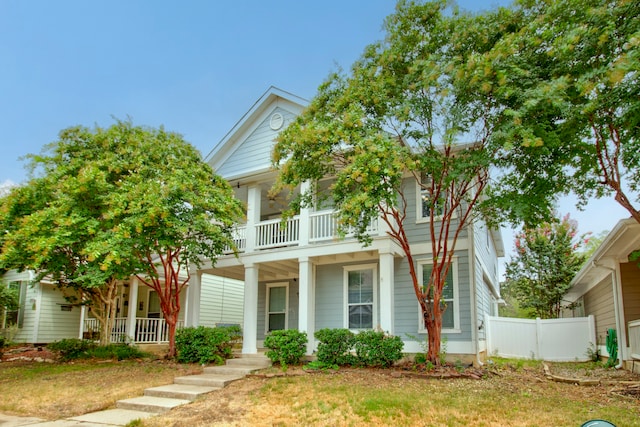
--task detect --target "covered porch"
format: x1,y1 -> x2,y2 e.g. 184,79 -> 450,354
79,276 -> 191,344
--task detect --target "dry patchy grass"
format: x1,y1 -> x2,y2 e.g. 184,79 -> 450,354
142,363 -> 640,427
0,359 -> 200,419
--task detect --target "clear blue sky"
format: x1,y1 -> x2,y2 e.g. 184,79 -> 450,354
0,0 -> 629,250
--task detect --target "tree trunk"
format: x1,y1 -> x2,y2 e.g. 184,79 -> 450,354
165,312 -> 178,359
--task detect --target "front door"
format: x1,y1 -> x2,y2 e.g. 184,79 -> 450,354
266,283 -> 288,333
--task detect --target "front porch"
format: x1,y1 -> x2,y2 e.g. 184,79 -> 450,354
82,317 -> 185,344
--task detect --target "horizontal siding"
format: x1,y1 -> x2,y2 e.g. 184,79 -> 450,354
199,274 -> 245,327
33,285 -> 81,343
584,276 -> 616,345
217,107 -> 297,178
621,262 -> 640,343
394,250 -> 472,342
315,264 -> 349,330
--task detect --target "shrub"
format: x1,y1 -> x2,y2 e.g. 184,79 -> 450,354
48,339 -> 96,361
314,328 -> 355,366
264,329 -> 307,368
89,344 -> 149,360
353,330 -> 404,367
0,336 -> 5,358
175,326 -> 238,364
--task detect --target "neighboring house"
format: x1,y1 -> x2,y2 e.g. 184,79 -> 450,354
2,268 -> 243,345
1,270 -> 81,344
194,86 -> 504,363
564,218 -> 640,371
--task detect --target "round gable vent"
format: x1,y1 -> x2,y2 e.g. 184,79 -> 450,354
270,112 -> 284,130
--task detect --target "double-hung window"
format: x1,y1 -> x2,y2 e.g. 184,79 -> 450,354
344,264 -> 377,330
418,260 -> 459,333
417,172 -> 445,222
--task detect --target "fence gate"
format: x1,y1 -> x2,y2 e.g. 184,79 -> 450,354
485,315 -> 596,361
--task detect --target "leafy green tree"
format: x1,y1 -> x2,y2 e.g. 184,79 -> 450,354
0,121 -> 243,356
503,214 -> 588,319
479,0 -> 640,225
273,1 -> 506,364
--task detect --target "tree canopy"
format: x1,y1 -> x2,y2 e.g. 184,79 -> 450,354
482,0 -> 640,225
273,0 -> 509,364
0,121 -> 243,355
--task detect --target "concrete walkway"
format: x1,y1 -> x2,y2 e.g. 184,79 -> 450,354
0,355 -> 271,426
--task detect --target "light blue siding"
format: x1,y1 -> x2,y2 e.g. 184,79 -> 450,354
217,107 -> 297,178
199,274 -> 245,327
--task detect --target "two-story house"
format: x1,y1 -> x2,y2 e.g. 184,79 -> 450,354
191,86 -> 504,364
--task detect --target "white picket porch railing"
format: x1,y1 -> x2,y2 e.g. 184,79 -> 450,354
223,210 -> 380,253
83,317 -> 184,344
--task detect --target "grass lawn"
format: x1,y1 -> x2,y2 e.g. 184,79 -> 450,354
0,359 -> 200,419
1,358 -> 638,426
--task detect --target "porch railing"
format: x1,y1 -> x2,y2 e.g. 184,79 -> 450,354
83,317 -> 185,344
629,319 -> 640,359
224,209 -> 380,253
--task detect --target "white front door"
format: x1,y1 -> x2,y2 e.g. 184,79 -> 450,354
266,282 -> 289,333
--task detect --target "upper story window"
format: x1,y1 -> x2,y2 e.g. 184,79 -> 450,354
417,172 -> 445,222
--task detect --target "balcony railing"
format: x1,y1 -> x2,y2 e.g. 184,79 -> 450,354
83,317 -> 185,344
224,210 -> 380,254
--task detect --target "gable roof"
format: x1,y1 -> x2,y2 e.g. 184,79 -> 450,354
204,86 -> 308,180
566,217 -> 640,301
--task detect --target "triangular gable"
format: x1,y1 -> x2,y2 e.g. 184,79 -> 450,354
205,86 -> 308,181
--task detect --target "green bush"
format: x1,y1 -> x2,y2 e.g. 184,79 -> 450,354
48,339 -> 96,361
0,336 -> 5,358
175,326 -> 238,364
264,329 -> 307,367
48,339 -> 149,361
314,328 -> 355,366
89,344 -> 149,360
353,330 -> 404,367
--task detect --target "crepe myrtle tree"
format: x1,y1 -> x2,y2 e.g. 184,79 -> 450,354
0,121 -> 243,356
272,1 -> 506,365
476,0 -> 640,226
503,214 -> 588,319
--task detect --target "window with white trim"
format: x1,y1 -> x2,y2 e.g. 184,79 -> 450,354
418,260 -> 459,332
344,264 -> 377,330
417,172 -> 445,221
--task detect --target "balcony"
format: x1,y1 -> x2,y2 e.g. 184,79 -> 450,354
225,209 -> 379,253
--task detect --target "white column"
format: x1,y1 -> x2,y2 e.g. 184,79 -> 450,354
379,251 -> 395,334
242,263 -> 259,354
79,303 -> 87,339
245,185 -> 262,252
185,269 -> 202,327
298,181 -> 311,246
298,256 -> 315,355
126,278 -> 139,342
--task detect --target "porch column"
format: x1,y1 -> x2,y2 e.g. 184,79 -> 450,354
185,269 -> 201,327
379,251 -> 395,334
126,277 -> 139,342
78,304 -> 87,339
242,262 -> 259,354
298,256 -> 315,355
245,185 -> 262,252
298,181 -> 311,246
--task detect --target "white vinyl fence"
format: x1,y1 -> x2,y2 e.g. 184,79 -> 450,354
486,315 -> 596,361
